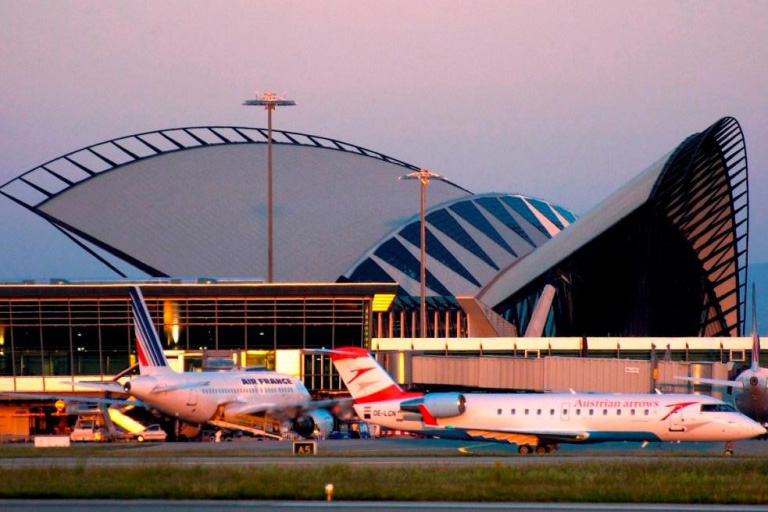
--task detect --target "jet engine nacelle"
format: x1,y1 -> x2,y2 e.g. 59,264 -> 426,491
292,409 -> 335,438
401,392 -> 466,418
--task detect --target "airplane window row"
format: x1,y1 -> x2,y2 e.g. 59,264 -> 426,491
497,408 -> 652,416
201,387 -> 294,395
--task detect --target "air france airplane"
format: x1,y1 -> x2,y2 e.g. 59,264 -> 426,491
677,286 -> 768,425
325,347 -> 765,455
3,287 -> 336,439
120,287 -> 336,437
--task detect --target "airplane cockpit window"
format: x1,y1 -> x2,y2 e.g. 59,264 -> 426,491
700,403 -> 737,412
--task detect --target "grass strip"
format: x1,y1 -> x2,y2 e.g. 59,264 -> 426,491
2,461 -> 768,503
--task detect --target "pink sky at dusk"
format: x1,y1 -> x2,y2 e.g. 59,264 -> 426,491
0,0 -> 767,278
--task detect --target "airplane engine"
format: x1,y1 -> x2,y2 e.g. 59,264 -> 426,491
401,392 -> 466,418
292,409 -> 335,438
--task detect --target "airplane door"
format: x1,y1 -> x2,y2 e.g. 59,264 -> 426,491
561,403 -> 570,421
186,390 -> 198,407
668,410 -> 684,431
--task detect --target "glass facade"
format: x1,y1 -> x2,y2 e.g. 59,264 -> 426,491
398,222 -> 481,287
501,196 -> 550,237
475,196 -> 536,248
426,209 -> 499,270
449,201 -> 517,255
0,285 -> 383,382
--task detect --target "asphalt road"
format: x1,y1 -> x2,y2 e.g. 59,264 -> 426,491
1,501 -> 768,512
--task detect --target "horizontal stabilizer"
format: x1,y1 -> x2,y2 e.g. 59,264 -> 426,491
0,392 -> 144,407
674,376 -> 744,389
62,381 -> 126,393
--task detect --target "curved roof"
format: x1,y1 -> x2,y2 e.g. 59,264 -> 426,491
344,192 -> 576,297
0,127 -> 470,281
479,117 -> 749,336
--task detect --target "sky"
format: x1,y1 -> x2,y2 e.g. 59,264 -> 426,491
1,0 -> 767,279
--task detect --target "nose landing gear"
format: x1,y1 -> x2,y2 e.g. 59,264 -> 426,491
724,441 -> 734,456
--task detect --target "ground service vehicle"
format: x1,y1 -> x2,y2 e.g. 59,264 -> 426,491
135,424 -> 167,442
70,421 -> 110,442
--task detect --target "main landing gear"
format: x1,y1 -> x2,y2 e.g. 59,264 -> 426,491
518,444 -> 558,455
723,441 -> 734,456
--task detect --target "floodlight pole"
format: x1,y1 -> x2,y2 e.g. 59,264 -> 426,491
243,92 -> 296,283
266,103 -> 274,284
399,168 -> 445,338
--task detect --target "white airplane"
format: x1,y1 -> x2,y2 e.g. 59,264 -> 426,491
2,287 -> 336,439
676,286 -> 768,425
323,347 -> 765,455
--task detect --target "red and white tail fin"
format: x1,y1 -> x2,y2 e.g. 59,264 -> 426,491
328,347 -> 416,404
129,287 -> 172,376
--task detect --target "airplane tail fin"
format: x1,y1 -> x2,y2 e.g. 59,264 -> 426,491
752,283 -> 761,372
129,287 -> 171,375
325,347 -> 415,404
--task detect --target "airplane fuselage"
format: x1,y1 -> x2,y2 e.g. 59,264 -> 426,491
357,393 -> 764,443
127,370 -> 309,424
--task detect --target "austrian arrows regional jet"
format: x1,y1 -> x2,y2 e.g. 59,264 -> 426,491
3,287 -> 336,439
324,347 -> 765,455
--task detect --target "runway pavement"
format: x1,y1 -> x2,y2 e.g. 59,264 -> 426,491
2,500 -> 768,512
1,437 -> 766,468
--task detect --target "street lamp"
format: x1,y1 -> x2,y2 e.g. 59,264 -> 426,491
243,91 -> 296,283
399,168 -> 447,338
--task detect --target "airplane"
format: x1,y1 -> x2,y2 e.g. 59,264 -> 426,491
320,346 -> 765,455
676,285 -> 768,425
1,287 -> 336,439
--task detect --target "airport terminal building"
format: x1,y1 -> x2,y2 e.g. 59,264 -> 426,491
0,116 -> 753,436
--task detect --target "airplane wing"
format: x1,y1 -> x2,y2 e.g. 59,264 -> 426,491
224,397 -> 352,417
674,376 -> 745,389
0,392 -> 144,407
459,427 -> 589,445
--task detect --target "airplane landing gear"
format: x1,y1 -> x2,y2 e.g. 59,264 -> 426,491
724,441 -> 734,456
519,444 -> 558,455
